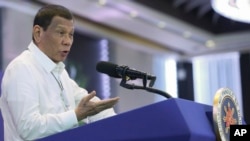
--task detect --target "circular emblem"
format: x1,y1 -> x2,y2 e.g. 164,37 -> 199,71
213,88 -> 242,141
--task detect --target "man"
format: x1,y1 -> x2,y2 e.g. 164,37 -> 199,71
0,4 -> 119,141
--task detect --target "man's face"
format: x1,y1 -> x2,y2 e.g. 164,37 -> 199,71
38,16 -> 74,63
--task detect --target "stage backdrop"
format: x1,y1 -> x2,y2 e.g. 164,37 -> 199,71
66,31 -> 111,99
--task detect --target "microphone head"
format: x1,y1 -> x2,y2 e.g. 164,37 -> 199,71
96,61 -> 120,78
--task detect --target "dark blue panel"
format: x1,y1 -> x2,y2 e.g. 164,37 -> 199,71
38,98 -> 217,141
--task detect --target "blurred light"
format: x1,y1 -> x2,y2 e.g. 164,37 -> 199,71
99,39 -> 110,99
98,0 -> 107,6
177,68 -> 186,80
182,31 -> 192,38
211,0 -> 250,23
205,40 -> 216,48
157,21 -> 166,28
129,10 -> 138,18
165,59 -> 178,98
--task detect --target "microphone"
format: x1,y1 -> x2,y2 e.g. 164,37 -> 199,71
96,61 -> 172,98
96,61 -> 155,80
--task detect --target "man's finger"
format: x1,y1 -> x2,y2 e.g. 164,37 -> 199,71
95,97 -> 120,111
100,97 -> 120,105
80,91 -> 96,105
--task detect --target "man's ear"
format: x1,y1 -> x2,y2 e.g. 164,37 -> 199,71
33,25 -> 42,43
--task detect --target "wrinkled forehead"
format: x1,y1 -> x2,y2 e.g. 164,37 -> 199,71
49,16 -> 74,31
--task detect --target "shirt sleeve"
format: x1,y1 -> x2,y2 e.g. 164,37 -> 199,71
3,62 -> 79,140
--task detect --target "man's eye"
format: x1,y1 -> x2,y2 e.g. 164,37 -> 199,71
57,31 -> 64,35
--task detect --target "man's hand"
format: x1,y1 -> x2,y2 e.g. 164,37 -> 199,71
75,91 -> 119,121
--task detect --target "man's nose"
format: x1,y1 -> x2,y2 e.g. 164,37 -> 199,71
63,34 -> 73,46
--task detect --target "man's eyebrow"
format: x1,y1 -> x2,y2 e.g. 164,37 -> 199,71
56,25 -> 74,31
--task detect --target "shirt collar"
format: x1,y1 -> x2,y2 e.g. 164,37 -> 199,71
28,41 -> 65,74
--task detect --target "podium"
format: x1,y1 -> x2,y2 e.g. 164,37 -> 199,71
38,98 -> 216,141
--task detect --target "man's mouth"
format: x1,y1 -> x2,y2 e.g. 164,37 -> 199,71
61,51 -> 69,56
